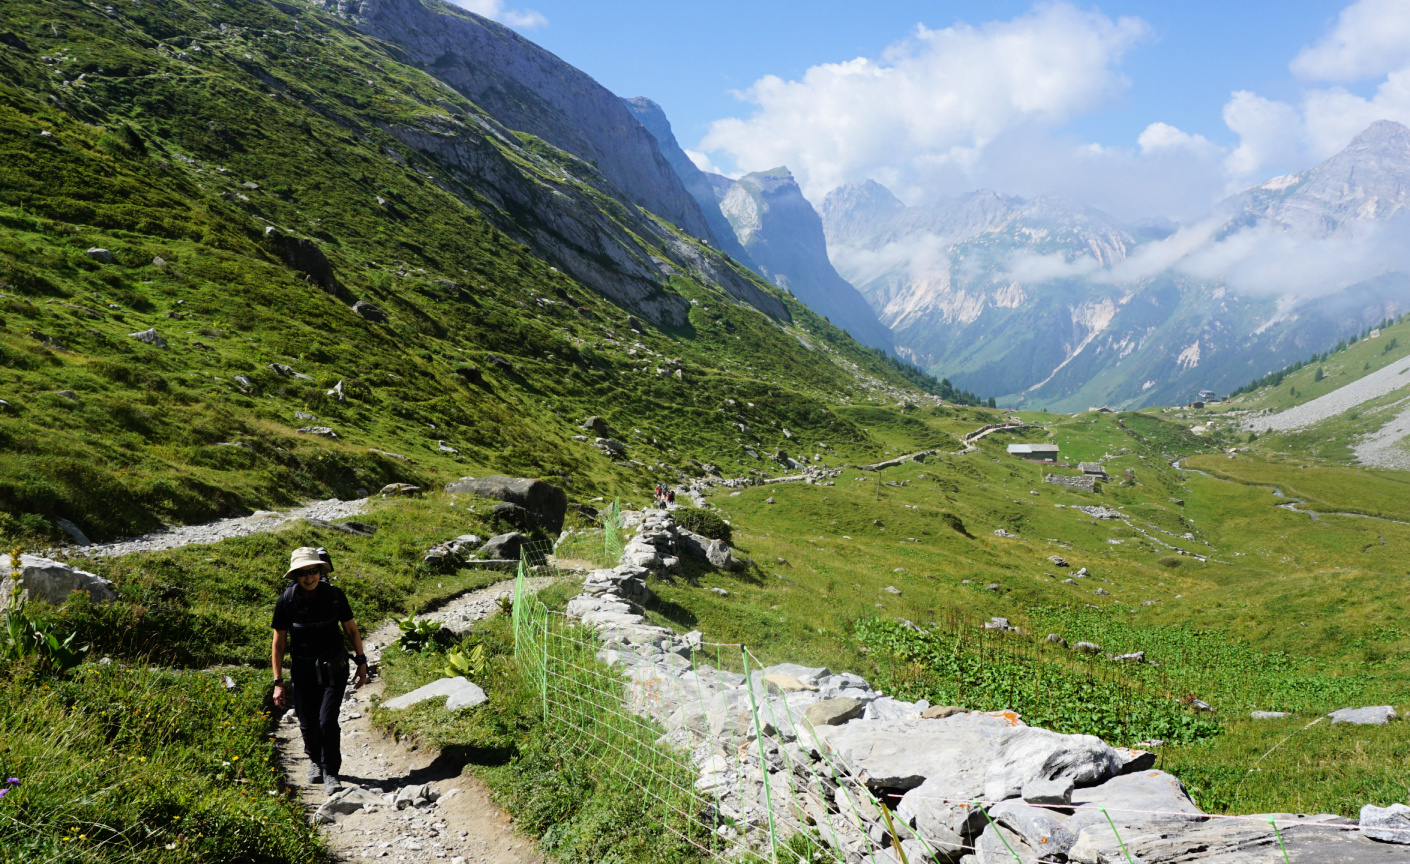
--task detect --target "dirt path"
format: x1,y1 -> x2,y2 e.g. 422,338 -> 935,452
276,679 -> 543,864
279,577 -> 559,864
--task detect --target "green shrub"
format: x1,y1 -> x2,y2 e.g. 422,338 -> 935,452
673,507 -> 732,543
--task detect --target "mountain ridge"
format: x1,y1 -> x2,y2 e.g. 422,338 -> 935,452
822,121 -> 1410,410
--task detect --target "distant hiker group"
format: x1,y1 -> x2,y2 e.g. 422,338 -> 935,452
653,483 -> 676,507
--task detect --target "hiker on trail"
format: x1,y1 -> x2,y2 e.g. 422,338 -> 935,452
271,546 -> 368,794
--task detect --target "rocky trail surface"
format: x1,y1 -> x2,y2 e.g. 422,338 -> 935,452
276,680 -> 542,864
72,497 -> 371,558
278,577 -> 560,864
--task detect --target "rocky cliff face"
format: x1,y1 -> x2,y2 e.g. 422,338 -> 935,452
620,97 -> 755,268
348,0 -> 714,243
822,124 -> 1410,409
1227,119 -> 1410,235
717,168 -> 893,351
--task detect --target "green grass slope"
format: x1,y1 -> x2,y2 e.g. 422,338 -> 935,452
0,0 -> 938,546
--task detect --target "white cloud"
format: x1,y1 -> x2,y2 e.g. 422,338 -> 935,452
1001,215 -> 1410,301
1137,122 -> 1216,156
448,0 -> 547,29
684,149 -> 721,175
1291,0 -> 1410,81
700,2 -> 1150,202
1222,0 -> 1410,184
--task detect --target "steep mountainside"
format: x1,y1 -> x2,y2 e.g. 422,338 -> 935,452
714,168 -> 894,352
0,0 -> 931,544
1226,119 -> 1410,235
823,125 -> 1410,410
346,0 -> 716,246
620,96 -> 756,269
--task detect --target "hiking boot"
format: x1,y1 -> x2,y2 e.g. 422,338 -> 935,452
305,763 -> 323,784
323,773 -> 343,795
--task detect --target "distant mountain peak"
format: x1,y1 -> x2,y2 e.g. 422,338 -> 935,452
1350,118 -> 1410,147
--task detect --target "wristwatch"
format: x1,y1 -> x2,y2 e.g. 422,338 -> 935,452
272,677 -> 284,686
354,654 -> 368,666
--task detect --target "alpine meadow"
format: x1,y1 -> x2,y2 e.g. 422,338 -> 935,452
4,2 -> 1410,864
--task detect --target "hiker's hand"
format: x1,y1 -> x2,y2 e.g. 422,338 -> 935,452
353,663 -> 368,689
273,683 -> 287,709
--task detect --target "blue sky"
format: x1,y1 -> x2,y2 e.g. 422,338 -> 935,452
515,1 -> 1341,147
458,1 -> 1410,219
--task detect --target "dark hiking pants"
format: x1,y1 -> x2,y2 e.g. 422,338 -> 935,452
291,654 -> 348,775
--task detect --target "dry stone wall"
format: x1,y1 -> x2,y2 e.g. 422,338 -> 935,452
559,508 -> 1405,862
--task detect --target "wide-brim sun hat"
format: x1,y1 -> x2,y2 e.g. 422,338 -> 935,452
285,547 -> 331,579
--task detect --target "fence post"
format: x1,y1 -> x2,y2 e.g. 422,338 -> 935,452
742,646 -> 779,862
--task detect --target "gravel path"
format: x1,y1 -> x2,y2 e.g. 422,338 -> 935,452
362,575 -> 560,664
1246,355 -> 1410,432
279,577 -> 556,864
75,497 -> 370,558
1352,400 -> 1410,470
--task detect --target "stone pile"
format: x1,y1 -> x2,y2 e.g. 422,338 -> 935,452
559,507 -> 1404,862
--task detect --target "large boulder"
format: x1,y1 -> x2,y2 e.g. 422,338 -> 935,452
1329,706 -> 1399,725
0,554 -> 116,605
381,676 -> 487,711
706,539 -> 746,572
1362,803 -> 1410,843
444,475 -> 568,533
478,532 -> 528,561
580,415 -> 617,437
1064,769 -> 1205,835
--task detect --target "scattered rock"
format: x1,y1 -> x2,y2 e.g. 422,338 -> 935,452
920,705 -> 965,720
708,586 -> 729,596
55,517 -> 91,546
128,328 -> 167,348
478,532 -> 528,561
1361,803 -> 1410,844
1113,651 -> 1145,662
297,426 -> 338,438
993,528 -> 1017,538
379,483 -> 422,497
595,437 -> 627,457
152,256 -> 166,268
1329,706 -> 1399,726
351,300 -> 386,322
86,247 -> 114,264
313,785 -> 384,824
580,416 -> 617,437
984,583 -> 1000,592
884,585 -> 901,595
804,698 -> 865,727
0,554 -> 116,605
1046,634 -> 1069,648
381,677 -> 487,712
1074,641 -> 1101,654
1048,555 -> 1069,567
1095,588 -> 1110,596
763,674 -> 817,693
1251,711 -> 1291,720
